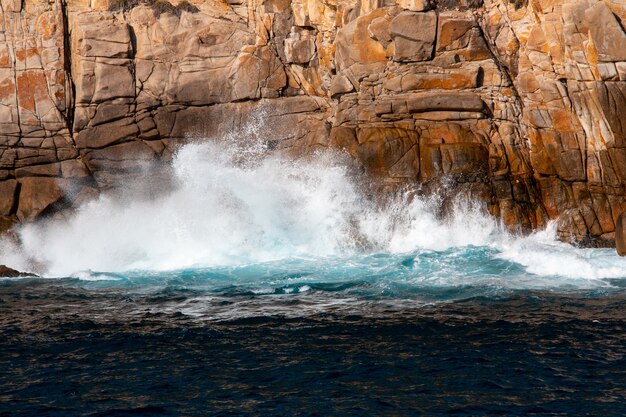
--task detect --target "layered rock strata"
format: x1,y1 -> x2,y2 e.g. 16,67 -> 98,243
0,0 -> 625,245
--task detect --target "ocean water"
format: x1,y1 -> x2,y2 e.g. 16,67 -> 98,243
1,133 -> 626,415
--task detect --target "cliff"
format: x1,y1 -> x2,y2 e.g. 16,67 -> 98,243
1,0 -> 625,244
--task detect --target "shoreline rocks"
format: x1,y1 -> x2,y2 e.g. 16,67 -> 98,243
0,0 -> 625,247
0,265 -> 38,278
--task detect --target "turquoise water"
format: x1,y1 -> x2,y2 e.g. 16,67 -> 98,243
57,246 -> 626,302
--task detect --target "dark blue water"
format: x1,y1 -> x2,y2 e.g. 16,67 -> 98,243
1,253 -> 626,416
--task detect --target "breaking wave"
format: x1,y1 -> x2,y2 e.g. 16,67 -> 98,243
1,123 -> 626,289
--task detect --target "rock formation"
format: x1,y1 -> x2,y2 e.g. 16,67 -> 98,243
0,263 -> 37,277
0,0 -> 625,245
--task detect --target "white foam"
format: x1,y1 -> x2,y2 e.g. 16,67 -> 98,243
70,271 -> 122,281
2,140 -> 377,275
1,119 -> 625,283
496,223 -> 626,280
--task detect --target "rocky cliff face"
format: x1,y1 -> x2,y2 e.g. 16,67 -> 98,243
1,0 -> 625,244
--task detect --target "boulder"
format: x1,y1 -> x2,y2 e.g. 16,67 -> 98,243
0,265 -> 38,278
284,33 -> 316,64
390,11 -> 437,62
586,2 -> 626,62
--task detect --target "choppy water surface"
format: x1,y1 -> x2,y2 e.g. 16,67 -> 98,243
1,272 -> 626,416
2,131 -> 626,415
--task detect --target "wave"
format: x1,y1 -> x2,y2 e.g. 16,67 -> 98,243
1,121 -> 626,284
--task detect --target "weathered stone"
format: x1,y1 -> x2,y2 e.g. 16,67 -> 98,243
406,93 -> 485,113
15,163 -> 62,178
0,180 -> 17,216
16,177 -> 66,222
356,127 -> 420,178
92,62 -> 134,102
367,17 -> 392,46
75,119 -> 140,149
594,82 -> 626,145
329,126 -> 358,155
284,33 -> 316,64
335,8 -> 388,71
0,0 -> 22,12
586,2 -> 626,62
329,73 -> 354,98
390,11 -> 437,62
385,71 -> 479,92
72,14 -> 132,59
436,14 -> 475,51
0,0 -> 625,248
0,265 -> 38,278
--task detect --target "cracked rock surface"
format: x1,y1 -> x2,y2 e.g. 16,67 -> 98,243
0,0 -> 625,245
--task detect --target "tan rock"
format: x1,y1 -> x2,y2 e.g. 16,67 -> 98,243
0,0 -> 625,248
356,127 -> 419,178
397,0 -> 434,11
406,92 -> 485,113
367,16 -> 392,46
329,73 -> 355,98
0,180 -> 17,216
436,13 -> 474,51
284,32 -> 316,64
335,9 -> 388,71
92,62 -> 135,102
73,14 -> 132,59
16,177 -> 66,222
390,11 -> 437,62
75,119 -> 140,149
586,2 -> 626,62
1,0 -> 22,12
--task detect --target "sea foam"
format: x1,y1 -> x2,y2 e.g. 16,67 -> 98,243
1,121 -> 626,283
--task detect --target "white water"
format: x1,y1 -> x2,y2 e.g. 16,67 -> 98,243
1,131 -> 626,283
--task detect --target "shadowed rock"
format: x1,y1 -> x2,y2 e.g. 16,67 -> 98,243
616,213 -> 626,256
0,265 -> 38,278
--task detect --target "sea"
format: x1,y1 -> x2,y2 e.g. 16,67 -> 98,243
1,133 -> 625,416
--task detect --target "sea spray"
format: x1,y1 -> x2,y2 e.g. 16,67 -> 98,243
1,132 -> 626,283
1,140 -> 490,275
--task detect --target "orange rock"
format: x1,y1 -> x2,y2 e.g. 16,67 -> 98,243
436,14 -> 474,51
0,49 -> 10,68
525,26 -> 549,53
401,72 -> 478,90
15,47 -> 39,63
0,78 -> 15,101
0,0 -> 624,247
16,71 -> 48,113
335,8 -> 387,71
35,12 -> 59,41
550,109 -> 575,133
